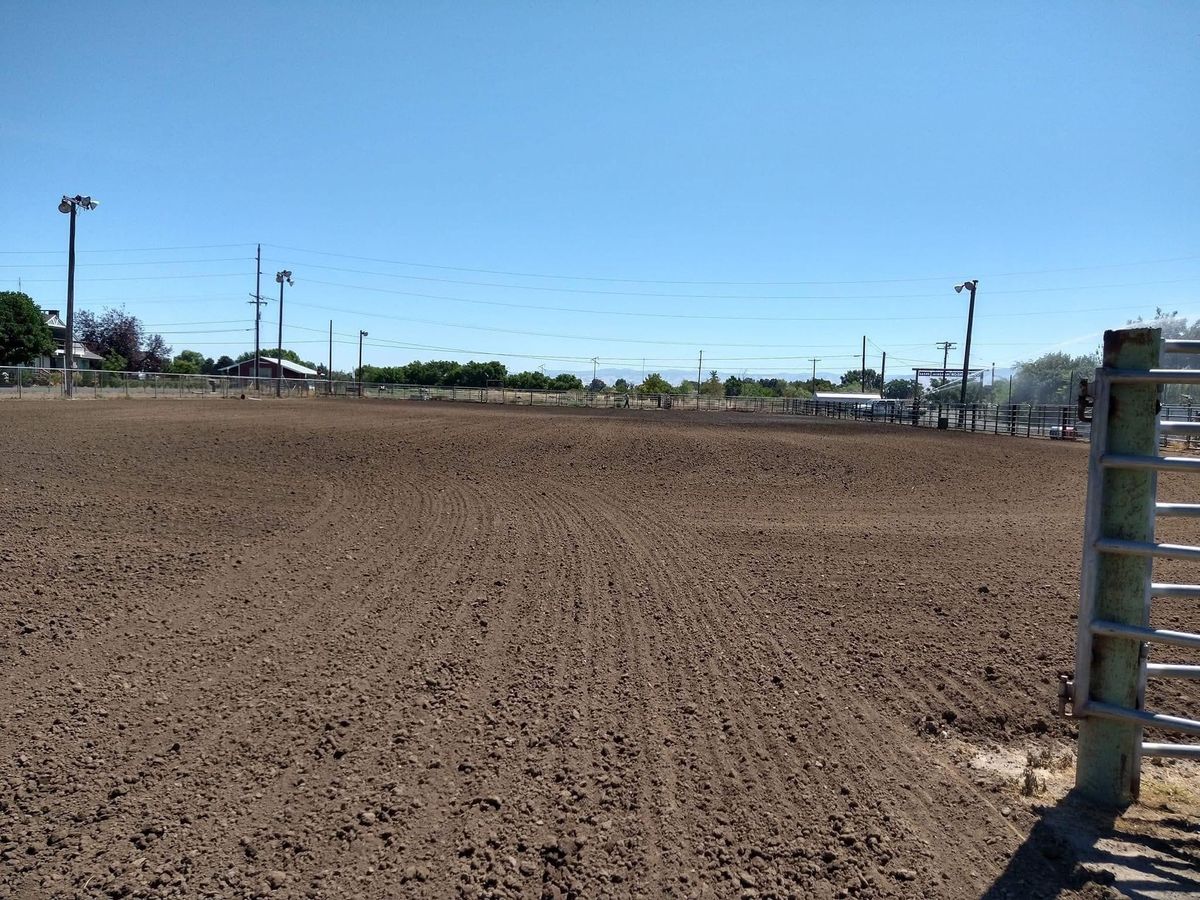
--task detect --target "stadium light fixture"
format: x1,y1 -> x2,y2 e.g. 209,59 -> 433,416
58,194 -> 100,398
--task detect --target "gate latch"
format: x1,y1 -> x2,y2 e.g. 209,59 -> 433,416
1057,675 -> 1075,717
1077,379 -> 1094,422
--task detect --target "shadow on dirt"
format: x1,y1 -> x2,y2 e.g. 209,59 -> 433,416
983,789 -> 1200,899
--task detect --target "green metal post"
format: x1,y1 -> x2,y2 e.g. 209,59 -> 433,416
1075,327 -> 1161,805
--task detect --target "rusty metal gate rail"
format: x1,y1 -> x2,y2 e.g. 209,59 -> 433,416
1070,330 -> 1200,805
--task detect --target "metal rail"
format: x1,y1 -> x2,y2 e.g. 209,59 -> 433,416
1071,327 -> 1200,805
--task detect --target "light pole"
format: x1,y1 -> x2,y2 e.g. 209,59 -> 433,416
954,280 -> 978,408
275,270 -> 293,398
58,195 -> 99,398
358,330 -> 368,393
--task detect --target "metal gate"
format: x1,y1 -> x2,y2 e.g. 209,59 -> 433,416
1067,327 -> 1200,806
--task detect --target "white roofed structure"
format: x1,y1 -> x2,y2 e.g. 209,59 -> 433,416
218,357 -> 320,378
813,392 -> 884,403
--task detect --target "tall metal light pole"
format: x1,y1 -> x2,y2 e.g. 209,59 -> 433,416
809,357 -> 820,395
358,330 -> 368,393
57,195 -> 99,398
275,270 -> 293,398
954,280 -> 979,407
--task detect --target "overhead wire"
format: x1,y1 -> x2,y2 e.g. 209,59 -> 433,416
263,243 -> 1200,286
0,257 -> 252,268
258,257 -> 1195,301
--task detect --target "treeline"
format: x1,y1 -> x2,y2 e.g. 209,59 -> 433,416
358,360 -> 584,390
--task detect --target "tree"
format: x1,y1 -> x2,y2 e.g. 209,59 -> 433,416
456,360 -> 507,387
640,372 -> 673,394
102,352 -> 127,372
507,370 -> 550,390
724,376 -> 743,396
701,370 -> 723,396
169,349 -> 206,375
138,334 -> 173,372
76,307 -> 143,364
883,378 -> 922,399
840,368 -> 883,391
0,291 -> 54,365
1011,351 -> 1099,405
214,354 -> 234,372
549,373 -> 584,391
587,377 -> 607,392
613,378 -> 630,393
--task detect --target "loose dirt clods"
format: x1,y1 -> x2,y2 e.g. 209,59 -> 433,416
2,401 -> 1196,897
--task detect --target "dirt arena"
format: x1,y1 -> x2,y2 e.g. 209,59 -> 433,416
2,400 -> 1196,899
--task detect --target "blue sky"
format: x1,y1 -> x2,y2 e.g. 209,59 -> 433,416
2,2 -> 1197,383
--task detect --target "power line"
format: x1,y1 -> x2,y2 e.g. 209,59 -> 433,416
0,242 -> 254,255
264,243 -> 1200,286
9,272 -> 247,283
0,257 -> 252,268
261,258 -> 1195,302
288,277 -> 1187,323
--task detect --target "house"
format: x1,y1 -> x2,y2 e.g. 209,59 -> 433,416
33,309 -> 104,370
217,357 -> 321,380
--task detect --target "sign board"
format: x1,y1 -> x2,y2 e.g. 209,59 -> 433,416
913,368 -> 986,379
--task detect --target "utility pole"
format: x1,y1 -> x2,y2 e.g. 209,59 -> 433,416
275,270 -> 293,398
809,358 -> 820,395
358,330 -> 368,393
937,341 -> 957,375
861,335 -> 866,393
880,351 -> 887,391
697,350 -> 703,409
591,357 -> 598,385
328,320 -> 333,395
248,247 -> 267,389
254,244 -> 262,386
247,292 -> 267,389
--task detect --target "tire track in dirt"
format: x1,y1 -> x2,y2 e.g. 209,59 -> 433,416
573,475 -> 1017,897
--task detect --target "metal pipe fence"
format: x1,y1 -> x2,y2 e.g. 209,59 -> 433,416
10,364 -> 1197,449
1066,328 -> 1200,808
